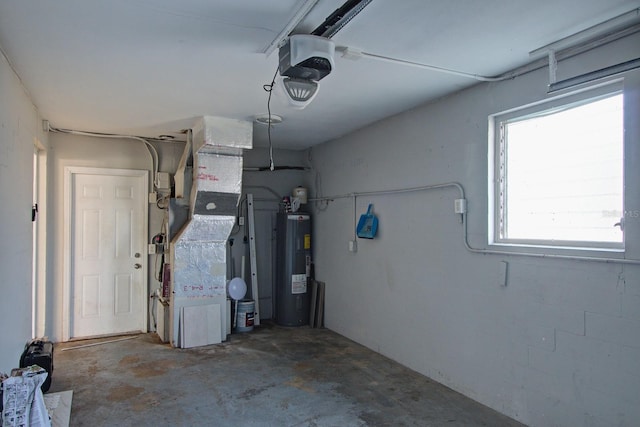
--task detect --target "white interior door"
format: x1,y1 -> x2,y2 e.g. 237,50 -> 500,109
68,168 -> 148,338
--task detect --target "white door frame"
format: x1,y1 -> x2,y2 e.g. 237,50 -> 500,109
33,142 -> 48,339
63,166 -> 149,341
32,148 -> 38,339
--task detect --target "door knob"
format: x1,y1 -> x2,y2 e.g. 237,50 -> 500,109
134,263 -> 142,269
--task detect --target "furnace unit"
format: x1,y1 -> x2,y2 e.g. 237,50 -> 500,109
276,213 -> 311,326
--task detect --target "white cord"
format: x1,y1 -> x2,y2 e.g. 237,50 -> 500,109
263,67 -> 279,171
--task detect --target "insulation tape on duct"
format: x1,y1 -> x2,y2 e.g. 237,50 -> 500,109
193,192 -> 240,216
192,116 -> 253,153
173,241 -> 227,298
169,115 -> 253,345
178,215 -> 235,242
194,153 -> 243,194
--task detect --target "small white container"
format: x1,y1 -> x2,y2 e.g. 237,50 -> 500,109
292,186 -> 308,204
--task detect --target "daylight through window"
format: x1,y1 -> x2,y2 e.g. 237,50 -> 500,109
494,90 -> 624,249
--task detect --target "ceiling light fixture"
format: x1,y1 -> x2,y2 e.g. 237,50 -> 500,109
281,78 -> 318,108
278,34 -> 335,109
255,114 -> 283,125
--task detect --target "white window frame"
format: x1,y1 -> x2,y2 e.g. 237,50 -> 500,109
488,81 -> 625,252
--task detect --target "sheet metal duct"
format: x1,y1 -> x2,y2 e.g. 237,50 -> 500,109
170,116 -> 252,347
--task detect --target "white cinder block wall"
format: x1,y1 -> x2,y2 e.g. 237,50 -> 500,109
0,49 -> 48,372
309,34 -> 640,426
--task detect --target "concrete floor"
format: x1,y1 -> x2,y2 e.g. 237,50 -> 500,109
50,323 -> 524,426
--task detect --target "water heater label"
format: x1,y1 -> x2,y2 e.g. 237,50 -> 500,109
291,274 -> 307,294
304,234 -> 311,249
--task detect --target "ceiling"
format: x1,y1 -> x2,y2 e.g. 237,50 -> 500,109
1,0 -> 639,149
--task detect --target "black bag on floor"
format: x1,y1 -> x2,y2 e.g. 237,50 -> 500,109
19,339 -> 54,392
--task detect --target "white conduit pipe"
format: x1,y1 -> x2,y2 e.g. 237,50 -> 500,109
356,51 -> 507,82
310,182 -> 640,265
338,20 -> 640,84
49,126 -> 159,189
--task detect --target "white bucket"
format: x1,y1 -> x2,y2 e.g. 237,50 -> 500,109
236,299 -> 255,332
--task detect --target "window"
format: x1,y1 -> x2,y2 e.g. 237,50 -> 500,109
491,85 -> 624,250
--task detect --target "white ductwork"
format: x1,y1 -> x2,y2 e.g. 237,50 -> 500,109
169,116 -> 252,348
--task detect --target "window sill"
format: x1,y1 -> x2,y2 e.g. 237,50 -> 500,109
485,241 -> 631,263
